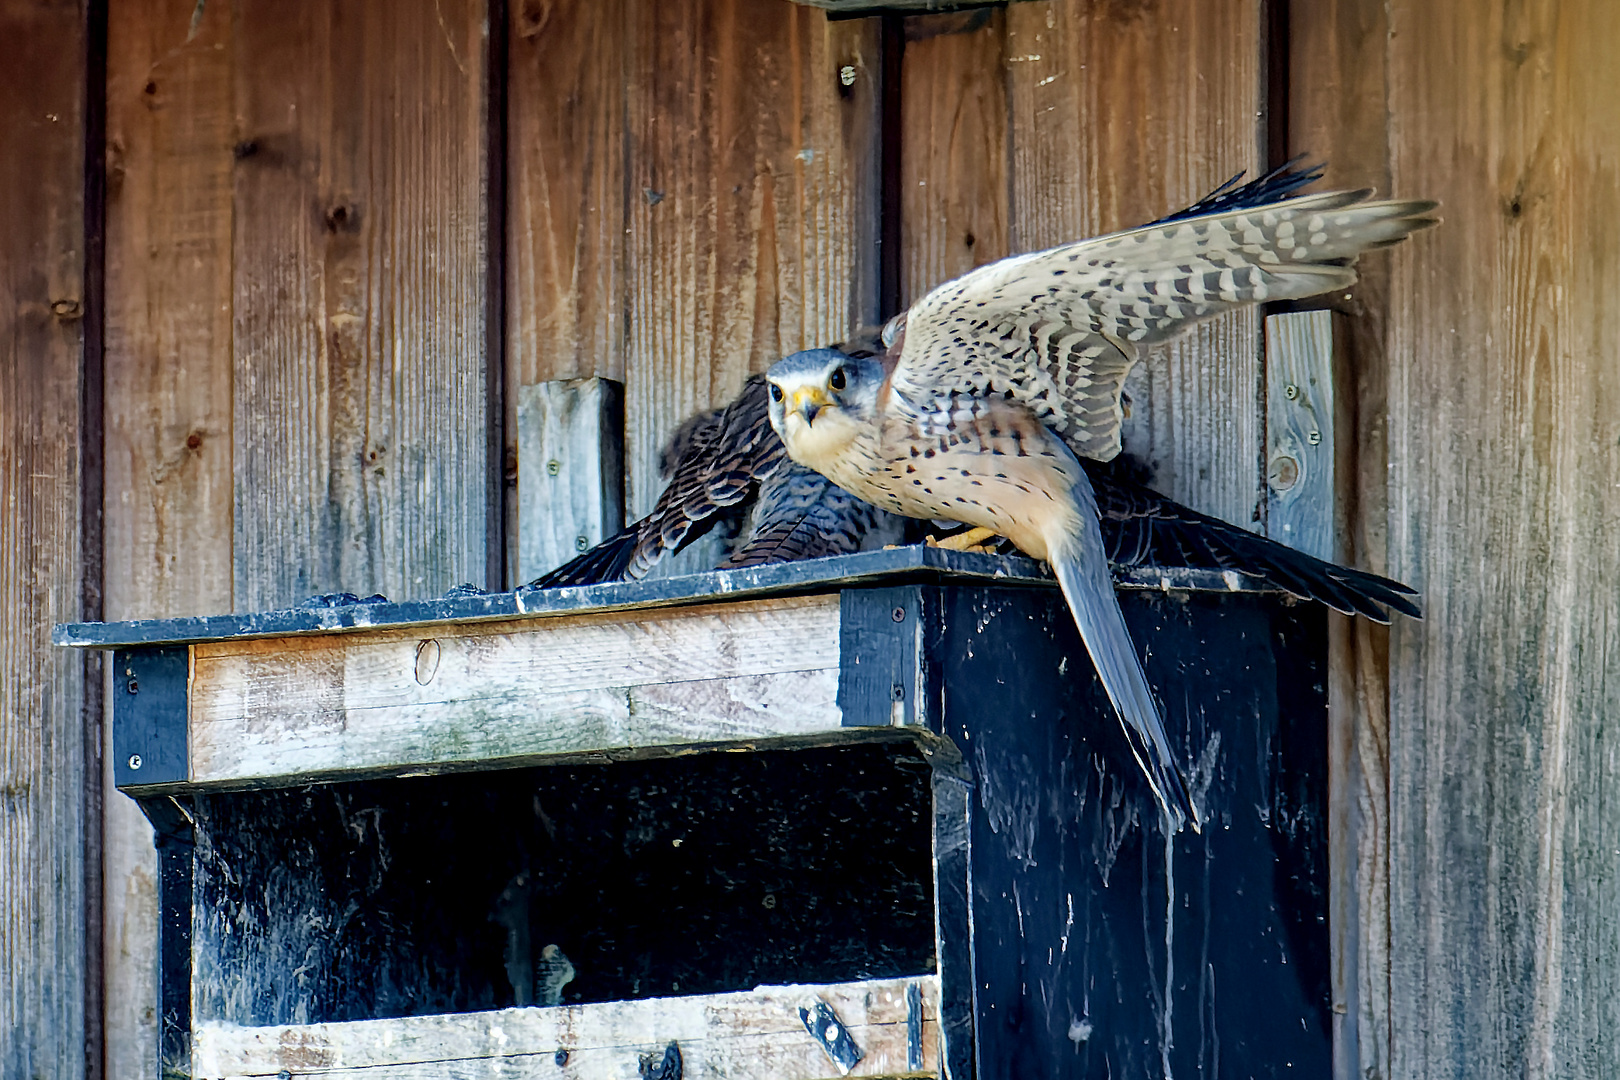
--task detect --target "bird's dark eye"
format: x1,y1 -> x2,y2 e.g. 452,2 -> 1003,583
769,383 -> 784,403
829,367 -> 847,392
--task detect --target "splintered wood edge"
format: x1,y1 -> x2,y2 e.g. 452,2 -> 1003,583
194,975 -> 941,1076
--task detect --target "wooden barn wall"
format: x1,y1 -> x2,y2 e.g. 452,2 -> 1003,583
1293,1 -> 1620,1078
899,0 -> 1266,527
102,0 -> 492,1072
507,0 -> 881,539
0,1 -> 91,1076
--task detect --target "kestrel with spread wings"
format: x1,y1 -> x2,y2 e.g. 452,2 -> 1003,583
765,184 -> 1437,830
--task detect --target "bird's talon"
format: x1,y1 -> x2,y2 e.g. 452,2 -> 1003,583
933,527 -> 1000,552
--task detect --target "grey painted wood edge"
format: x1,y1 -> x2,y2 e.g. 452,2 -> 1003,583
1265,311 -> 1336,561
517,378 -> 625,583
56,546 -> 1292,650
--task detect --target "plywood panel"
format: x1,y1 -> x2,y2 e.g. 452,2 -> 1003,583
0,1 -> 88,1075
622,0 -> 881,516
195,976 -> 940,1078
231,0 -> 491,610
1003,0 -> 1264,526
1380,2 -> 1620,1078
187,595 -> 844,785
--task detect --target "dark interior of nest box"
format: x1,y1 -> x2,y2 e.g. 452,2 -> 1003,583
188,741 -> 938,1026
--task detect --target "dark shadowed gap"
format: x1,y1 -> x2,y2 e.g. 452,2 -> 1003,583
879,13 -> 904,322
81,1 -> 108,1075
487,0 -> 510,590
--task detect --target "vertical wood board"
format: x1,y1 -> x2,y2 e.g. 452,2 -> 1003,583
103,0 -> 241,1073
0,1 -> 89,1075
1266,310 -> 1336,561
505,0 -> 630,584
1003,0 -> 1265,527
517,379 -> 625,583
898,9 -> 1009,310
1382,2 -> 1620,1077
622,0 -> 881,517
231,0 -> 491,609
1285,3 -> 1403,1076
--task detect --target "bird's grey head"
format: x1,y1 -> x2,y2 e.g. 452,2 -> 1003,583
765,347 -> 885,470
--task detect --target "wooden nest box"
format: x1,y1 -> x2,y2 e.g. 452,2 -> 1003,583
61,548 -> 1333,1078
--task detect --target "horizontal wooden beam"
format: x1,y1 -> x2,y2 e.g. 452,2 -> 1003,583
187,595 -> 843,787
194,975 -> 940,1078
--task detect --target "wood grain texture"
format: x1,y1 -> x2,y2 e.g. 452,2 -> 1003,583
899,9 -> 1009,309
0,3 -> 88,1075
104,0 -> 240,1072
1285,4 -> 1400,1076
1265,311 -> 1335,561
517,379 -> 626,582
188,595 -> 844,785
506,0 -> 628,390
194,975 -> 940,1078
1004,0 -> 1264,527
623,0 -> 880,516
1378,3 -> 1620,1078
505,0 -> 629,583
231,0 -> 491,610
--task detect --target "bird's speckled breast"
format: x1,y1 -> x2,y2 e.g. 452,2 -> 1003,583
799,399 -> 1084,564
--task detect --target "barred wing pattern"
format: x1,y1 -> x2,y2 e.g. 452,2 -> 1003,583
889,189 -> 1438,461
530,377 -> 786,587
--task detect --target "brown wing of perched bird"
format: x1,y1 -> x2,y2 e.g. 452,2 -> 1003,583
528,372 -> 906,587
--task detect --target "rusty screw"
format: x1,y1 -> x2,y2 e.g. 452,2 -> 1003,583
891,606 -> 905,622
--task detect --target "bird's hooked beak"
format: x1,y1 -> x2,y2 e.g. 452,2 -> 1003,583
788,385 -> 831,426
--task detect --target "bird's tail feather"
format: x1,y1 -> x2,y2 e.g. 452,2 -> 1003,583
1048,492 -> 1198,833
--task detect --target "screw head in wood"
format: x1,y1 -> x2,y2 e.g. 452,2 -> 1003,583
576,535 -> 590,552
1307,431 -> 1322,446
546,459 -> 561,476
891,606 -> 905,622
1285,383 -> 1300,400
128,754 -> 142,771
554,1050 -> 569,1066
839,65 -> 857,86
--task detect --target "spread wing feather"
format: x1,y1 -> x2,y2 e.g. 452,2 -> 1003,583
890,188 -> 1438,461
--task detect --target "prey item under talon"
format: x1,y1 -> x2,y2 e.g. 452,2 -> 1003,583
766,179 -> 1436,832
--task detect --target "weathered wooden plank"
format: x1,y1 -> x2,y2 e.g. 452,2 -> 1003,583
506,0 -> 628,391
1284,4 -> 1401,1076
195,976 -> 940,1079
1004,0 -> 1264,527
517,379 -> 626,583
505,0 -> 629,583
0,3 -> 89,1075
1377,3 -> 1620,1079
1265,311 -> 1336,561
623,0 -> 881,518
188,595 -> 844,785
899,9 -> 1009,309
103,0 -> 239,1069
231,0 -> 491,609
